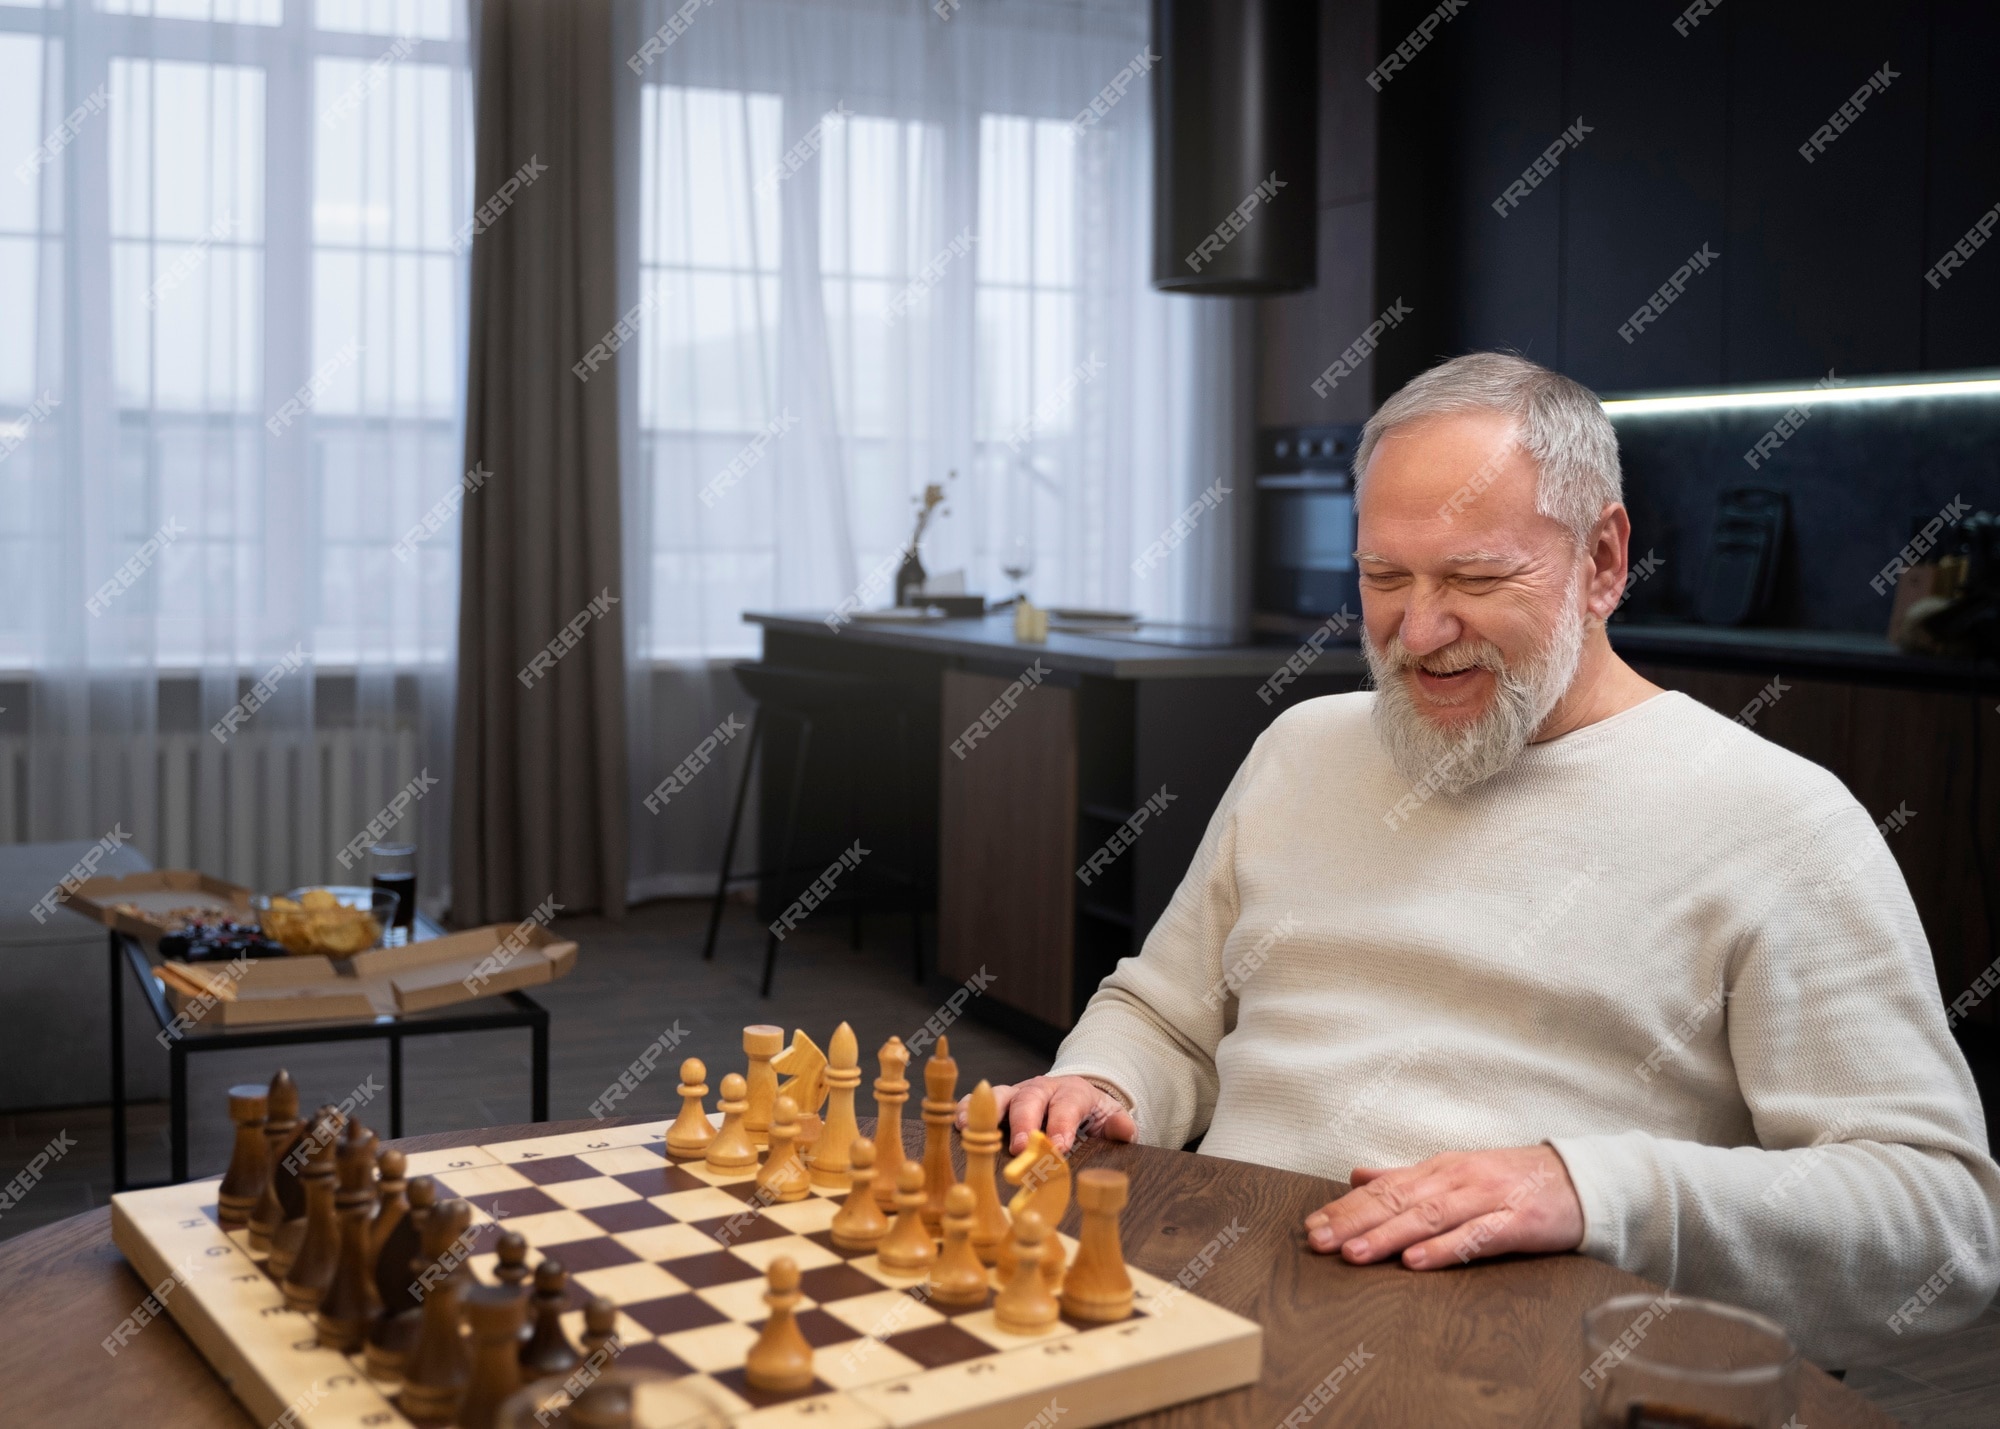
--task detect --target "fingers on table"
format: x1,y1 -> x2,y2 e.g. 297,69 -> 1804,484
1000,1079 -> 1055,1152
1042,1081 -> 1106,1154
1303,1170 -> 1446,1256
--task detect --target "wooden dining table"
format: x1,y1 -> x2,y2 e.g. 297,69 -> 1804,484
0,1115 -> 1896,1428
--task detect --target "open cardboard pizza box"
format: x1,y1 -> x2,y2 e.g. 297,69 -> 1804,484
63,869 -> 259,944
157,922 -> 578,1027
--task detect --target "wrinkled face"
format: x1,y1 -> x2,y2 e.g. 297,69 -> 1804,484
1355,410 -> 1591,792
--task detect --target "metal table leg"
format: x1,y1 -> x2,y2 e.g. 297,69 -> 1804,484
110,931 -> 127,1192
389,1033 -> 404,1138
170,1040 -> 188,1185
531,1012 -> 549,1124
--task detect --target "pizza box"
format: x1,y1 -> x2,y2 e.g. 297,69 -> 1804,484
63,869 -> 259,943
155,922 -> 579,1027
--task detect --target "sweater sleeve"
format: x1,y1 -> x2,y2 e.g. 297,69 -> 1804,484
1550,801 -> 2000,1366
1046,727 -> 1267,1148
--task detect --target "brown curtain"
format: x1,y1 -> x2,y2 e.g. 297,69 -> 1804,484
452,0 -> 628,924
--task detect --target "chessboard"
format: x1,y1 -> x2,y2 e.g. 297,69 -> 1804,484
109,1033 -> 1261,1429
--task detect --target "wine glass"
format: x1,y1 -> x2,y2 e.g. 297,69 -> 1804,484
1001,532 -> 1035,604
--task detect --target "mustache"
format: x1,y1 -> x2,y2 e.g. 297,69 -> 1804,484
1368,634 -> 1509,678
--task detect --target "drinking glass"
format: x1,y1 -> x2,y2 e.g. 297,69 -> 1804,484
1581,1294 -> 1798,1429
369,843 -> 417,943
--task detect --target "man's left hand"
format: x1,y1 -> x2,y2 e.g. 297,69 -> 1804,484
1303,1145 -> 1584,1269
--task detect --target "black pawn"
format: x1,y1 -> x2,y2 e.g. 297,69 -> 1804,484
521,1258 -> 581,1376
494,1230 -> 531,1287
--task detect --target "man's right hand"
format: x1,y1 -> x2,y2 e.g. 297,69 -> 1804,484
954,1076 -> 1138,1155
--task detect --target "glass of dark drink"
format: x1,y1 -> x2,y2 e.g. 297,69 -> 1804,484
1580,1293 -> 1797,1429
369,843 -> 418,943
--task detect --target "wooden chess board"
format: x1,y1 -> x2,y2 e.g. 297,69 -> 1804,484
110,1119 -> 1262,1429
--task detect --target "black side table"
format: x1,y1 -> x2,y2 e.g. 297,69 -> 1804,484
109,917 -> 550,1190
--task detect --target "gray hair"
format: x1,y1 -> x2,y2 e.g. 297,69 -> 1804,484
1353,351 -> 1622,544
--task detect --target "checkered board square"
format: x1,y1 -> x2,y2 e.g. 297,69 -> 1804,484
110,1119 -> 1262,1429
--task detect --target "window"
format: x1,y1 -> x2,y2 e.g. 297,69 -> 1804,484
0,0 -> 471,668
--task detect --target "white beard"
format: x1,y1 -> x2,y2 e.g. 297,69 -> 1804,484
1364,574 -> 1588,797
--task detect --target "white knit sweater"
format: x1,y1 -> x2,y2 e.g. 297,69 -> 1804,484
1049,689 -> 2000,1364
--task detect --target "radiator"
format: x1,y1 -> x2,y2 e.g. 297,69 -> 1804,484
0,726 -> 422,892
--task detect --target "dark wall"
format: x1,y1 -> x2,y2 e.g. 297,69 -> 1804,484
1370,0 -> 2000,636
1373,0 -> 2000,396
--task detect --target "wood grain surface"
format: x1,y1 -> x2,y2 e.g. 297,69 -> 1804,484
0,1115 -> 1896,1428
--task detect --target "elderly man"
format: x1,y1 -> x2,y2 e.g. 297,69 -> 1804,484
971,351 -> 2000,1363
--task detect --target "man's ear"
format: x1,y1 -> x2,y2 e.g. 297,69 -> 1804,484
1583,503 -> 1632,620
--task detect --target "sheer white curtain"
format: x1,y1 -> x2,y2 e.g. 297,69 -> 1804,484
618,0 -> 1249,897
1,0 -> 470,911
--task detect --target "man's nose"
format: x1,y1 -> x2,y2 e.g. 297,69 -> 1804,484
1397,585 -> 1464,657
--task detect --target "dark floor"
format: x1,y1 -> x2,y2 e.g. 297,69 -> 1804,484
2,896 -> 1996,1425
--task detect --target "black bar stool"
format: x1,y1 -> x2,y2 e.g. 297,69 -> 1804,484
702,662 -> 927,996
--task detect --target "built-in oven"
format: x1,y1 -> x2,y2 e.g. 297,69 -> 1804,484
1253,424 -> 1362,625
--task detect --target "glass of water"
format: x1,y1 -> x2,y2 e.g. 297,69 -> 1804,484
1581,1293 -> 1798,1429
